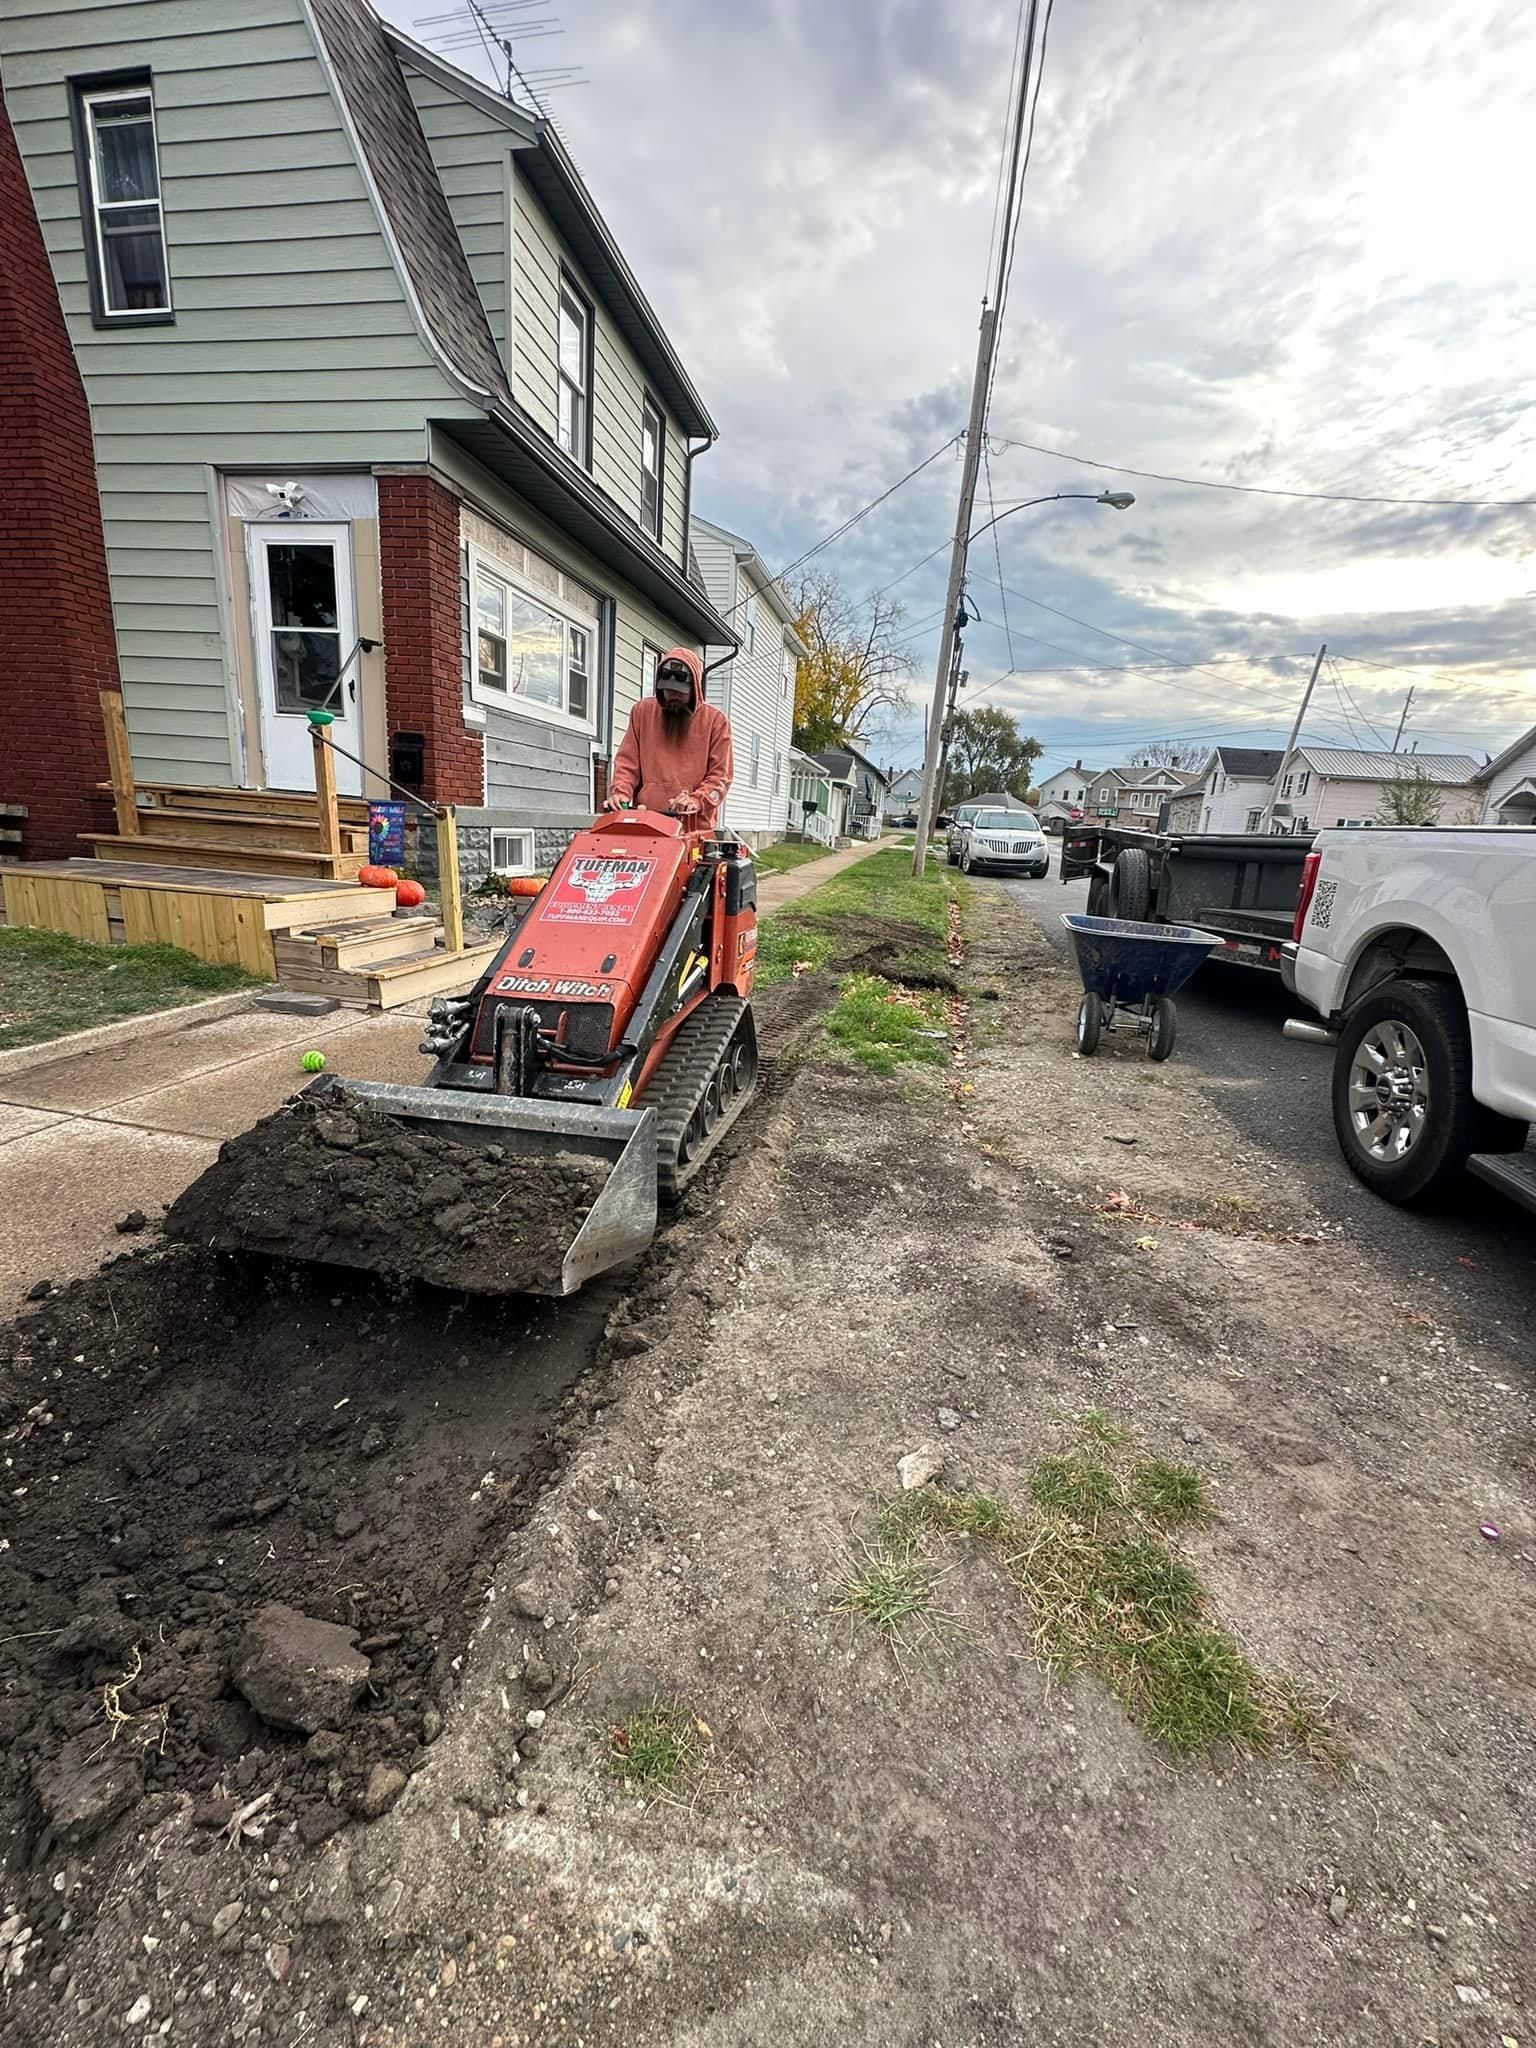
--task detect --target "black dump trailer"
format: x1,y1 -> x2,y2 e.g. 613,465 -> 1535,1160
1059,826 -> 1315,974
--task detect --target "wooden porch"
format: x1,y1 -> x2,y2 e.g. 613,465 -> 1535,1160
0,696 -> 500,1009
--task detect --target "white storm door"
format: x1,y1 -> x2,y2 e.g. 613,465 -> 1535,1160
247,522 -> 362,794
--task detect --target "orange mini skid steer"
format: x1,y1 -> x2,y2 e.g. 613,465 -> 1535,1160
301,809 -> 760,1295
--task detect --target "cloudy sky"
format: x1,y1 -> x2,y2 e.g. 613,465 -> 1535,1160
387,0 -> 1536,777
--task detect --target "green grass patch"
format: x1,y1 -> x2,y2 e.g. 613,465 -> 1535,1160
752,840 -> 837,878
755,848 -> 966,988
0,925 -> 265,1052
823,972 -> 950,1075
605,1701 -> 701,1796
841,1411 -> 1336,1764
834,1539 -> 951,1654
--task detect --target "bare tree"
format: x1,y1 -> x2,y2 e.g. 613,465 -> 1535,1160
1124,740 -> 1209,770
789,570 -> 912,753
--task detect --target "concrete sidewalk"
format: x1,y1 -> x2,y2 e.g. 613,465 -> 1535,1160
755,834 -> 887,914
0,999 -> 433,1308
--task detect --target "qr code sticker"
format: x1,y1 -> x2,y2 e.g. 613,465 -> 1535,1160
1310,877 -> 1338,930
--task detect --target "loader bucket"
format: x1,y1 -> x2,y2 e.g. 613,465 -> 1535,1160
166,1076 -> 658,1299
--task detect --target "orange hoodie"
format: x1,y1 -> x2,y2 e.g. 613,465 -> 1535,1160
609,647 -> 734,825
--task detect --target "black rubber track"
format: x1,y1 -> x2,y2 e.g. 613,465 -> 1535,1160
649,992 -> 758,1203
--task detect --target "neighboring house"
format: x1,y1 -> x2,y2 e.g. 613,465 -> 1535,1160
1036,761 -> 1093,830
786,748 -> 836,842
1118,767 -> 1197,827
884,767 -> 925,820
689,516 -> 805,846
1165,786 -> 1204,834
812,745 -> 889,841
1474,726 -> 1536,825
1188,747 -> 1286,834
1082,768 -> 1130,824
1270,748 -> 1483,833
0,0 -> 733,878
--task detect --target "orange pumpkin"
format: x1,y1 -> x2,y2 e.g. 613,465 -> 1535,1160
509,874 -> 544,898
357,864 -> 398,889
395,878 -> 426,908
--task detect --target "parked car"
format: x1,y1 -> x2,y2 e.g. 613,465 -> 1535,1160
948,807 -> 1050,877
1282,827 -> 1536,1212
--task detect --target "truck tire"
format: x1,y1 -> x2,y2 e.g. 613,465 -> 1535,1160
1330,977 -> 1527,1205
1107,847 -> 1151,922
1086,871 -> 1111,917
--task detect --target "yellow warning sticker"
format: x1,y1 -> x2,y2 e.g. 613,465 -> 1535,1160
616,1081 -> 633,1109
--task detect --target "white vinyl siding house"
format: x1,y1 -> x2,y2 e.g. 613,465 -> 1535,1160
1189,748 -> 1286,833
689,516 -> 806,844
1475,726 -> 1536,825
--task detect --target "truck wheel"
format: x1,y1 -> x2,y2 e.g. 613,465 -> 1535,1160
1086,871 -> 1111,917
1077,992 -> 1104,1054
1330,977 -> 1525,1205
1107,847 -> 1152,921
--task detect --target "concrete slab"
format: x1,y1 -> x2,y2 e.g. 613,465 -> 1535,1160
0,1121 -> 218,1308
99,1014 -> 431,1140
0,1005 -> 364,1114
0,1104 -> 66,1148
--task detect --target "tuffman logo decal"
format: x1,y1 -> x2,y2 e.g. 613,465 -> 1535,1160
543,855 -> 658,928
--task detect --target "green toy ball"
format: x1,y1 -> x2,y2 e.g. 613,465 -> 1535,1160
299,1050 -> 327,1074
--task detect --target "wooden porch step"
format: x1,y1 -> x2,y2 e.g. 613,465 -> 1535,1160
83,834 -> 364,881
270,934 -> 497,1009
307,913 -> 441,969
100,780 -> 371,825
135,810 -> 370,856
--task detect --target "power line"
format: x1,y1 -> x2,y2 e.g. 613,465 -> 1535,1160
987,435 -> 1536,508
982,443 -> 1016,669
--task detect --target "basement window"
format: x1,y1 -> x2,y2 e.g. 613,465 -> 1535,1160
73,77 -> 172,326
490,829 -> 533,875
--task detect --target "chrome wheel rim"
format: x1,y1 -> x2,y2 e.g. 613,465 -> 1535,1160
1347,1020 -> 1429,1162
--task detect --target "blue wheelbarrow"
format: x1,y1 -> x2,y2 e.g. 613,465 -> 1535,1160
1060,914 -> 1222,1061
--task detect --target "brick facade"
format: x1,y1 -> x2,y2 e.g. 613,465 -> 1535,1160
377,472 -> 483,806
0,97 -> 118,857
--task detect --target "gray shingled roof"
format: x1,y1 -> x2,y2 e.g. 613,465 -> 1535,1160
1293,747 -> 1482,782
1213,747 -> 1285,777
311,0 -> 512,408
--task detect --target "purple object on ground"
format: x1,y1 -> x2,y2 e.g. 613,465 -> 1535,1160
1479,1522 -> 1501,1541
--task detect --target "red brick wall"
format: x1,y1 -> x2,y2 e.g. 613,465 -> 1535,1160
0,96 -> 118,856
377,473 -> 483,805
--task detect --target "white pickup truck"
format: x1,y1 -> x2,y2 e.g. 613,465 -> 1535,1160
1282,828 -> 1536,1212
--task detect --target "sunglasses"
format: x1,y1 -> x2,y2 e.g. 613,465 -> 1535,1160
657,666 -> 692,687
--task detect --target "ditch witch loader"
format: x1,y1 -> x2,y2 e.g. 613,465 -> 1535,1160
174,809 -> 759,1298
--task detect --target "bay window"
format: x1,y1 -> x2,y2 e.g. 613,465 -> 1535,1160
470,553 -> 597,729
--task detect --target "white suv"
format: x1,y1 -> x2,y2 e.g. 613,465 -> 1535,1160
949,808 -> 1050,878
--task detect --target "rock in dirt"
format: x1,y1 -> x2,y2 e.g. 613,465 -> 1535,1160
232,1605 -> 370,1734
33,1728 -> 143,1845
898,1445 -> 944,1491
24,1280 -> 53,1302
357,1763 -> 408,1819
164,1087 -> 612,1296
937,1407 -> 962,1433
114,1209 -> 148,1235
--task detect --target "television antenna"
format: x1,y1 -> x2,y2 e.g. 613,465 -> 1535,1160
414,0 -> 588,114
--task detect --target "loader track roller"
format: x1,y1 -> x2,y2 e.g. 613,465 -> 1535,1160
651,991 -> 758,1202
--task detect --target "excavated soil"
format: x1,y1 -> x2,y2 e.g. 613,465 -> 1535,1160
0,1240 -> 615,2011
167,1088 -> 611,1297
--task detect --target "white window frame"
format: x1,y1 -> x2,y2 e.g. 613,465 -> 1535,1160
556,277 -> 591,466
490,829 -> 534,876
467,548 -> 598,735
639,395 -> 665,542
1296,770 -> 1311,795
1245,808 -> 1263,831
1282,772 -> 1295,796
79,83 -> 172,323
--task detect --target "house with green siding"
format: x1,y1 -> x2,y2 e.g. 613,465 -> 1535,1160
0,0 -> 734,881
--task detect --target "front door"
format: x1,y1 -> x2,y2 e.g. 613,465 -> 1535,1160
247,522 -> 362,794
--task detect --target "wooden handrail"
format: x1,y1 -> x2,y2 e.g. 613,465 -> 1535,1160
99,691 -> 139,836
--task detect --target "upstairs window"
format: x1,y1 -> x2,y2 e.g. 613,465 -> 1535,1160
557,277 -> 591,465
74,79 -> 172,325
1296,769 -> 1311,795
640,397 -> 665,542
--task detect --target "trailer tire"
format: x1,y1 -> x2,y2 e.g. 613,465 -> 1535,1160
1330,976 -> 1527,1206
1086,871 -> 1111,917
1107,847 -> 1152,921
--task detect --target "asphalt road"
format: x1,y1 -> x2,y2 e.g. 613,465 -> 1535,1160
998,868 -> 1535,1348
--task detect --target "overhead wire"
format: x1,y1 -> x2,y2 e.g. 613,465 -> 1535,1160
985,435 -> 1536,508
982,442 -> 1017,670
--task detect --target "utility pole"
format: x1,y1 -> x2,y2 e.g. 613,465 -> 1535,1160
912,305 -> 999,876
1392,686 -> 1415,752
1261,642 -> 1327,833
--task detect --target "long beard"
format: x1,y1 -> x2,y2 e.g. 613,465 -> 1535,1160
660,700 -> 692,737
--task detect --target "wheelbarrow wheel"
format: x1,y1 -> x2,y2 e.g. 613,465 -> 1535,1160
1077,992 -> 1104,1055
1147,996 -> 1177,1062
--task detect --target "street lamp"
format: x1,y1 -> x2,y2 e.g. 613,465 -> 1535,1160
911,489 -> 1136,875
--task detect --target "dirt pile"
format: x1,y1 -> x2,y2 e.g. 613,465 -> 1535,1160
0,1238 -> 603,2003
166,1086 -> 611,1295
